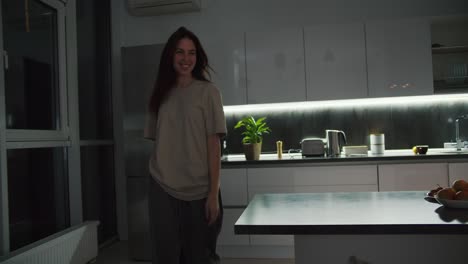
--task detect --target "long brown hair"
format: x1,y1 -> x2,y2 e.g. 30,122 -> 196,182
148,26 -> 212,116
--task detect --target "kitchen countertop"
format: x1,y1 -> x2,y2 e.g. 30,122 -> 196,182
222,148 -> 468,167
234,191 -> 468,235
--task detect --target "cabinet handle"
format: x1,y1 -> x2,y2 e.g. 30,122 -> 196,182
401,83 -> 413,89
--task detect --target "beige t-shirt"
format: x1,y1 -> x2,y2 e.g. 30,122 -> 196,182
144,80 -> 227,201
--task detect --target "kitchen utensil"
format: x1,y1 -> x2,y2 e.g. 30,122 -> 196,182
276,140 -> 283,159
370,134 -> 385,155
300,138 -> 325,157
326,130 -> 347,157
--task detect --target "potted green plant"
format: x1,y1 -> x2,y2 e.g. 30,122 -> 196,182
234,116 -> 271,160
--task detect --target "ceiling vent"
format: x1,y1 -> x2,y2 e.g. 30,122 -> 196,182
127,0 -> 201,16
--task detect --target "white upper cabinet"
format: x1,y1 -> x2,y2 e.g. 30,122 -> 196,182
245,28 -> 306,104
202,32 -> 247,105
304,23 -> 368,101
366,18 -> 434,97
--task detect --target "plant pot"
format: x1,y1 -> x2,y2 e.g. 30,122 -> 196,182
243,142 -> 262,161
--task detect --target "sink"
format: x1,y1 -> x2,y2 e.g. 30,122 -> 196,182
442,142 -> 468,153
439,148 -> 468,154
443,142 -> 457,149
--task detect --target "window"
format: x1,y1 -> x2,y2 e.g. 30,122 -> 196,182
2,0 -> 67,141
7,147 -> 69,251
1,0 -> 71,254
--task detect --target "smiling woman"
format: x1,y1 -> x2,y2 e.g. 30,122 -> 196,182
144,27 -> 227,264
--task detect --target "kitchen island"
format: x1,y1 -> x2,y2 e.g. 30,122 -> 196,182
234,191 -> 468,264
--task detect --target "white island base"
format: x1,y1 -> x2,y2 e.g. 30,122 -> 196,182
295,234 -> 468,264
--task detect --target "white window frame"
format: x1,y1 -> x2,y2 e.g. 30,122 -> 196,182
6,141 -> 71,149
5,0 -> 68,142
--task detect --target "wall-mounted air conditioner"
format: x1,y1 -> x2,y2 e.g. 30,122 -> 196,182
127,0 -> 201,16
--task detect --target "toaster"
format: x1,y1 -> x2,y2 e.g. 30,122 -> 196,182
300,138 -> 325,157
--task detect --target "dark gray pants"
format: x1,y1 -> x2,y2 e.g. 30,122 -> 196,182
148,177 -> 223,264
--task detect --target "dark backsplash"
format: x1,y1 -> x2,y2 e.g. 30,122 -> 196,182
224,98 -> 468,154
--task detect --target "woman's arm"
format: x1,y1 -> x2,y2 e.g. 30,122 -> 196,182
206,133 -> 221,225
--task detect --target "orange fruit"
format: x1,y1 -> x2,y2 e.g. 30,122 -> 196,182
451,179 -> 468,192
436,188 -> 456,200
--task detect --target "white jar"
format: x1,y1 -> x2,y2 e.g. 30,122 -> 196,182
370,134 -> 385,155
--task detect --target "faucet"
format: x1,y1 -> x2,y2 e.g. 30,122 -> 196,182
455,115 -> 468,150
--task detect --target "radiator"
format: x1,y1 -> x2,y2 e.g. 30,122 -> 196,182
1,221 -> 99,264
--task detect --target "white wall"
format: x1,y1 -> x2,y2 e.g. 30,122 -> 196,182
110,0 -> 468,241
117,0 -> 468,47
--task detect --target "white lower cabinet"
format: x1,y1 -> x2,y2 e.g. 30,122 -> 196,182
295,185 -> 377,193
247,165 -> 378,200
247,185 -> 295,201
448,162 -> 468,186
293,165 -> 378,188
378,163 -> 449,191
247,167 -> 296,246
220,168 -> 248,206
218,169 -> 250,247
218,208 -> 250,246
247,167 -> 296,202
293,165 -> 378,193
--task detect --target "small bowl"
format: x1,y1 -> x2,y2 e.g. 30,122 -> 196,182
414,145 -> 429,155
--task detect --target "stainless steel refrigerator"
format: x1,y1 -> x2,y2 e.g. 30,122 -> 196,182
122,44 -> 164,261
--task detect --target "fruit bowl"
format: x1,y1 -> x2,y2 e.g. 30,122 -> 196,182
435,198 -> 468,209
424,196 -> 438,204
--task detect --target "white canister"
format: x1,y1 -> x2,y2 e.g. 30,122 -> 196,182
370,134 -> 385,155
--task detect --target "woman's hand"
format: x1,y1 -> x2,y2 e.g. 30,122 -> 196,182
205,193 -> 219,225
206,134 -> 221,225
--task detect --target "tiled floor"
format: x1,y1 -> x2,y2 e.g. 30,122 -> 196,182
94,241 -> 295,264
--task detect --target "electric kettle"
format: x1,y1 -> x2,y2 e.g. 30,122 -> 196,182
326,129 -> 347,157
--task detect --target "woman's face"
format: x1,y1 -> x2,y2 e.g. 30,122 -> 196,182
173,38 -> 196,77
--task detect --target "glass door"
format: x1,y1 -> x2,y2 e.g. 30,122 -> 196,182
432,46 -> 468,93
431,17 -> 468,94
1,0 -> 71,253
